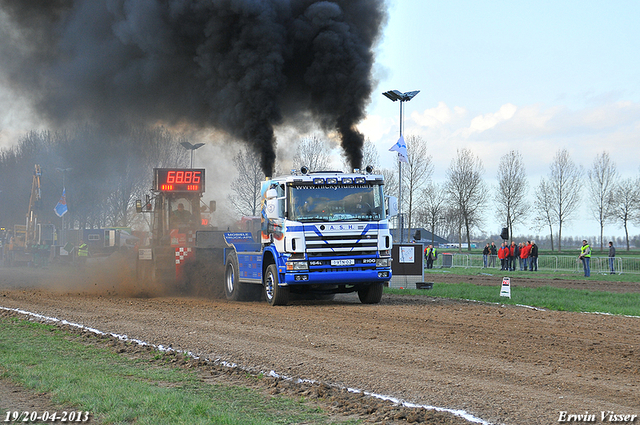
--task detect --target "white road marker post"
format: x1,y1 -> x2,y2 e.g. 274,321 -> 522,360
500,277 -> 511,299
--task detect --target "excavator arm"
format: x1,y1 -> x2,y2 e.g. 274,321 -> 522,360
26,164 -> 42,246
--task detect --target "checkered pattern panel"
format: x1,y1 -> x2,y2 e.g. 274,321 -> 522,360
175,247 -> 193,264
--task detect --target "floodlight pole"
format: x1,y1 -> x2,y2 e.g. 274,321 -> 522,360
383,90 -> 419,243
398,100 -> 404,243
180,142 -> 205,168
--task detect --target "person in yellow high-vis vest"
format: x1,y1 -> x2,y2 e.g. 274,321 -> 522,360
424,245 -> 437,269
77,242 -> 89,266
578,240 -> 591,277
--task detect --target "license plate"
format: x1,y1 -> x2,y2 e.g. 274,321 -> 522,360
331,259 -> 355,266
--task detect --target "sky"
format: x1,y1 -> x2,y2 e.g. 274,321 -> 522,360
358,0 -> 640,240
0,0 -> 638,241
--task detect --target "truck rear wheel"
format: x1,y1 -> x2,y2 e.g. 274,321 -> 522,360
225,252 -> 261,301
357,282 -> 383,304
264,264 -> 289,306
224,252 -> 242,301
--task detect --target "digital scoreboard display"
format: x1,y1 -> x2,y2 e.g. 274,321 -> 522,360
153,168 -> 205,192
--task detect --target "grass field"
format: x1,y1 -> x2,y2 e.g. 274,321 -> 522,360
385,284 -> 640,316
424,266 -> 640,282
0,317 -> 355,425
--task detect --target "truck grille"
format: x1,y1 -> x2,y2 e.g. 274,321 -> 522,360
305,230 -> 378,256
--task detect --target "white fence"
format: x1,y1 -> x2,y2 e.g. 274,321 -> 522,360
430,254 -> 640,275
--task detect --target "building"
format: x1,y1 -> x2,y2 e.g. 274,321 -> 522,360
392,228 -> 449,247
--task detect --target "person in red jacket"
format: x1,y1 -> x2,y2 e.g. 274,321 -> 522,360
497,242 -> 507,270
520,241 -> 531,271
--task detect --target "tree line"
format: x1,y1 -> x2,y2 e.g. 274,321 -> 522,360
0,125 -> 188,234
3,127 -> 638,253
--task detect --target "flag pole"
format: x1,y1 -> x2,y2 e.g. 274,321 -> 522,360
61,178 -> 64,246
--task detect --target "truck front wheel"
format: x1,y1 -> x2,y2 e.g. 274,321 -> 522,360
264,264 -> 289,306
357,282 -> 383,304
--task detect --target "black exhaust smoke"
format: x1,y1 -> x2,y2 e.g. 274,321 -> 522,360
0,0 -> 387,176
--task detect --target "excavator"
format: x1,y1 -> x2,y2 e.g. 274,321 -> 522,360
3,164 -> 44,266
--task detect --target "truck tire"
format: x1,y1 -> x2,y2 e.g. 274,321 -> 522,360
224,252 -> 243,301
224,252 -> 261,301
264,263 -> 289,306
357,282 -> 383,304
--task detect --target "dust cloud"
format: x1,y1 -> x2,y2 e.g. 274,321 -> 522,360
0,253 -> 227,299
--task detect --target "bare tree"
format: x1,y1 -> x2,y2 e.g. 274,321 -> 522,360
443,205 -> 465,252
444,148 -> 487,251
377,167 -> 399,236
361,139 -> 380,171
0,125 -> 189,232
292,135 -> 333,172
587,151 -> 618,252
495,150 -> 528,242
228,147 -> 265,217
532,178 -> 556,251
547,149 -> 582,253
415,182 -> 447,246
611,177 -> 640,251
401,135 -> 433,239
380,168 -> 397,200
104,127 -> 189,227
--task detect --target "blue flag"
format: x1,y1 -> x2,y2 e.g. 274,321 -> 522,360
389,135 -> 409,163
54,188 -> 68,217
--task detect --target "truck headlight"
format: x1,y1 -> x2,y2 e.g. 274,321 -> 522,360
287,261 -> 308,271
376,258 -> 391,267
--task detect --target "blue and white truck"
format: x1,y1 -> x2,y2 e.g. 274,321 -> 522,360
223,167 -> 396,306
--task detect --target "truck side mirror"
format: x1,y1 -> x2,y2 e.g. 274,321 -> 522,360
266,188 -> 278,199
387,196 -> 398,217
209,200 -> 216,212
135,200 -> 143,213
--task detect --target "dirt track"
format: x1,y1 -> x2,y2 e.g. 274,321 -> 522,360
1,262 -> 639,424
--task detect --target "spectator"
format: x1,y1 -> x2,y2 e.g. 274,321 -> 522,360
498,242 -> 507,271
608,241 -> 616,275
482,243 -> 490,268
529,241 -> 539,271
578,240 -> 591,277
489,242 -> 497,268
510,241 -> 519,271
520,241 -> 531,271
517,242 -> 524,271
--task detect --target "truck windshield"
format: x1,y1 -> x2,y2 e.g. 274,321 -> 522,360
289,184 -> 386,222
